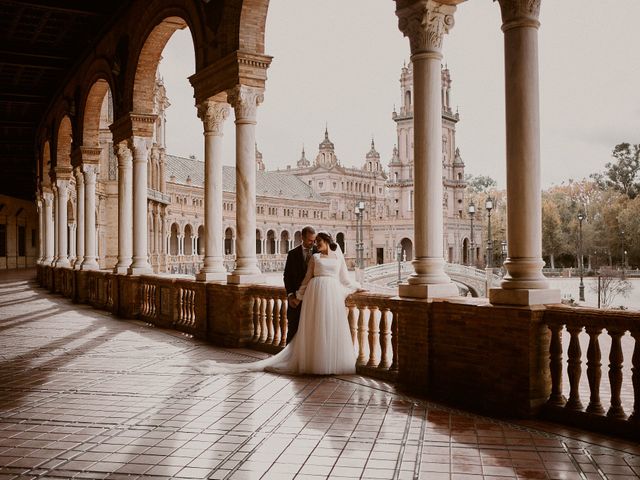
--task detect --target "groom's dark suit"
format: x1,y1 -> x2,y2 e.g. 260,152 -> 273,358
283,244 -> 314,344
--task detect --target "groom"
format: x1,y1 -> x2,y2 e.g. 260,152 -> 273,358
283,225 -> 316,344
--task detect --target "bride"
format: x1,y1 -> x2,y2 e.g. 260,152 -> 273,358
197,231 -> 362,375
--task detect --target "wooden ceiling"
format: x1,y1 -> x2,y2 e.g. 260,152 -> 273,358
0,0 -> 130,200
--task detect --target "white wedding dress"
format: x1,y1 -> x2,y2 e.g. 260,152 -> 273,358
197,250 -> 359,375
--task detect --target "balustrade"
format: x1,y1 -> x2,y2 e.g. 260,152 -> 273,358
545,307 -> 639,438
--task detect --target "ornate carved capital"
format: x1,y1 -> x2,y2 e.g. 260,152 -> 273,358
197,99 -> 230,135
82,163 -> 99,178
74,166 -> 84,185
226,85 -> 264,121
128,136 -> 151,162
43,191 -> 54,205
114,141 -> 133,167
397,0 -> 457,55
496,0 -> 541,29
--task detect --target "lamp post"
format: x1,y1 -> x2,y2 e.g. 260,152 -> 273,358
501,240 -> 507,276
577,212 -> 585,302
485,197 -> 494,268
354,200 -> 365,269
468,201 -> 475,266
396,243 -> 403,285
620,230 -> 626,270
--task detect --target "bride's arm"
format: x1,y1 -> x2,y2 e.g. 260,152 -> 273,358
295,255 -> 315,300
338,252 -> 360,293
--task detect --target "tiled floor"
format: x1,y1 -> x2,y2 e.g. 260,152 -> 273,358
1,270 -> 639,480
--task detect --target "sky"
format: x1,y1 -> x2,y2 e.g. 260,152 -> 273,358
158,0 -> 640,189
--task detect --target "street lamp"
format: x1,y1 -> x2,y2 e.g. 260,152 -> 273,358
468,201 -> 475,266
577,212 -> 585,302
396,243 -> 403,285
620,230 -> 626,270
500,240 -> 507,275
485,197 -> 494,268
354,200 -> 365,269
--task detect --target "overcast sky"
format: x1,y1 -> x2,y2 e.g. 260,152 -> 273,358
158,0 -> 640,188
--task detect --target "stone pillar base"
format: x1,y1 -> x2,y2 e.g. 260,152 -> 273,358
490,288 -> 561,306
55,259 -> 70,268
399,282 -> 459,299
127,265 -> 153,276
196,271 -> 228,282
113,265 -> 129,274
227,273 -> 265,285
80,262 -> 99,271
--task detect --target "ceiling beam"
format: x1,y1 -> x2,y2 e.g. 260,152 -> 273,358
3,0 -> 103,17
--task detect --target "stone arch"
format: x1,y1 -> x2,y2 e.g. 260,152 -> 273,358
184,224 -> 193,255
197,225 -> 205,255
280,230 -> 290,254
55,116 -> 73,169
224,227 -> 234,255
82,79 -> 112,148
400,237 -> 413,262
256,228 -> 263,254
41,141 -> 52,187
462,237 -> 469,265
131,16 -> 189,114
336,232 -> 345,253
170,222 -> 179,255
266,229 -> 276,255
294,230 -> 302,247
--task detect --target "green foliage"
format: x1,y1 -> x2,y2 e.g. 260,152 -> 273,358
465,174 -> 497,194
591,143 -> 640,199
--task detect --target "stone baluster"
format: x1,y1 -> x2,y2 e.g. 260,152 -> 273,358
379,307 -> 392,369
367,306 -> 380,368
357,305 -> 368,367
259,297 -> 268,343
279,300 -> 288,347
266,298 -> 274,344
547,323 -> 566,407
585,326 -> 605,415
629,330 -> 640,424
252,297 -> 261,342
273,298 -> 282,346
607,329 -> 626,419
348,305 -> 358,348
566,325 -> 584,411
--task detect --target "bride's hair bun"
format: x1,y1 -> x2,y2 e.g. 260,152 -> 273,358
317,231 -> 338,251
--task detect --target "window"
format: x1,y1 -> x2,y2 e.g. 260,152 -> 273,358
0,224 -> 5,256
18,226 -> 25,257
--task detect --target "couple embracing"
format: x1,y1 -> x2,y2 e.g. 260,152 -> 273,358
198,227 -> 362,376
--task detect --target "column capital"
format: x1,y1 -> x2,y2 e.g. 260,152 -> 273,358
197,99 -> 231,136
114,141 -> 133,166
82,164 -> 99,184
396,0 -> 457,55
496,0 -> 541,30
73,166 -> 84,184
42,191 -> 53,204
226,85 -> 264,122
127,136 -> 151,161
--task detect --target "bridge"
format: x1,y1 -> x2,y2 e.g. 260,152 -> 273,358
363,262 -> 502,297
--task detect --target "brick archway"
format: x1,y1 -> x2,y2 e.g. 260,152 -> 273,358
82,80 -> 112,148
55,116 -> 73,170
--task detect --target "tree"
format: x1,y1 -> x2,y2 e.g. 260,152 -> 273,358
465,174 -> 497,194
541,198 -> 563,269
592,143 -> 640,199
590,268 -> 632,309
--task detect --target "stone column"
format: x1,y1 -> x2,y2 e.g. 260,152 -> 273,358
196,99 -> 229,281
114,142 -> 133,273
54,179 -> 70,267
74,167 -> 85,269
227,85 -> 264,283
80,164 -> 99,270
36,195 -> 44,264
69,223 -> 76,263
128,137 -> 152,275
490,0 -> 560,305
43,192 -> 54,264
396,0 -> 458,298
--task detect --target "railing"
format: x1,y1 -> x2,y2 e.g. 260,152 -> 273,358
174,280 -> 206,337
140,279 -> 157,320
543,306 -> 640,437
346,292 -> 399,379
244,285 -> 398,380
